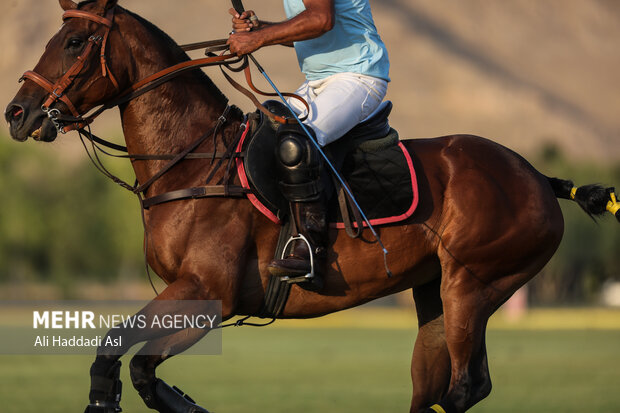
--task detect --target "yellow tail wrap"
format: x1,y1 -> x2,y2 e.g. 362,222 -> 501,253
570,187 -> 577,200
430,404 -> 447,413
607,192 -> 620,215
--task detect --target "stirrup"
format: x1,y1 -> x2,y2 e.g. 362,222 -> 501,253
279,233 -> 315,284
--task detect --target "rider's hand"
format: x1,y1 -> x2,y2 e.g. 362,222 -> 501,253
229,8 -> 260,32
227,31 -> 263,56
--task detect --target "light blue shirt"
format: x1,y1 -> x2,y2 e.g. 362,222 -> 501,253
283,0 -> 390,82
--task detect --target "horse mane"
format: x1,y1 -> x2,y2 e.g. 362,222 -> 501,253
77,1 -> 231,106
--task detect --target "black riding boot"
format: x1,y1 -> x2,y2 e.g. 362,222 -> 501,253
267,122 -> 327,287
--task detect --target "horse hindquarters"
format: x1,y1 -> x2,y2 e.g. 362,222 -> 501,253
405,136 -> 564,412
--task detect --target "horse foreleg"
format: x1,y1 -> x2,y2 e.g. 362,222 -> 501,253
410,278 -> 451,413
84,277 -> 224,413
85,354 -> 124,413
130,329 -> 210,413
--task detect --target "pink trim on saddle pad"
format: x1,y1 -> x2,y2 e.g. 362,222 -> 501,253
235,121 -> 281,224
332,141 -> 418,229
236,126 -> 419,228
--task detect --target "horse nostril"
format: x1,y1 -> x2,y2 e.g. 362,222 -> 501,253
5,103 -> 25,124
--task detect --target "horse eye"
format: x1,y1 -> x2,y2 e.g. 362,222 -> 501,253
66,37 -> 84,50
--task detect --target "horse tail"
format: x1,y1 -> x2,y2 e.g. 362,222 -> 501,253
546,176 -> 620,223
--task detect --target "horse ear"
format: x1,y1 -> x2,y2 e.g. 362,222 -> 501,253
96,0 -> 118,10
59,0 -> 78,10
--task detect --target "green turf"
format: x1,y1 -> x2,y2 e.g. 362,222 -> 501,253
1,328 -> 619,412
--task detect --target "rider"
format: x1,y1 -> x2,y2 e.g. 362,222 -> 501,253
228,0 -> 390,283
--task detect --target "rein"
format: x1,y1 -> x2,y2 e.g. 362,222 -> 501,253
17,7 -> 263,218
19,5 -> 309,203
21,6 -> 306,136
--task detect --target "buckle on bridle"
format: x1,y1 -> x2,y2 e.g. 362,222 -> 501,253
52,87 -> 63,99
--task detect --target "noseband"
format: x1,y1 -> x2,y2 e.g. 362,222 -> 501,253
20,7 -> 118,133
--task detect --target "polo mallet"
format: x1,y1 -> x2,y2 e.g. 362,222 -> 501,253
231,0 -> 392,276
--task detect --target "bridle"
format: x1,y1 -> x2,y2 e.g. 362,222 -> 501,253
16,3 -> 314,211
19,6 -> 240,134
20,7 -> 118,133
19,5 -> 307,135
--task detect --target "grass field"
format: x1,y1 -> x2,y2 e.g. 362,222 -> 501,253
1,308 -> 619,412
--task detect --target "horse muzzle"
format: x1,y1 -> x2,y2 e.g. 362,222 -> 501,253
5,99 -> 58,142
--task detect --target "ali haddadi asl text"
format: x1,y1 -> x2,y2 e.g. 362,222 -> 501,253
31,310 -> 218,350
34,335 -> 120,348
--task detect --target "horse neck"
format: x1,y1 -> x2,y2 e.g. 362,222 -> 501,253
115,11 -> 243,189
119,73 -> 237,159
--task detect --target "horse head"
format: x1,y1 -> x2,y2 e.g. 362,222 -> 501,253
5,0 -> 130,142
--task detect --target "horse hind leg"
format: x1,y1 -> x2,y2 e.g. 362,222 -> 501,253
467,334 -> 492,409
130,329 -> 210,413
410,276 -> 493,413
428,275 -> 491,413
428,265 -> 538,413
410,278 -> 451,412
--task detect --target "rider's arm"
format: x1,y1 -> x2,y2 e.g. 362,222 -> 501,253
229,9 -> 294,46
227,0 -> 335,55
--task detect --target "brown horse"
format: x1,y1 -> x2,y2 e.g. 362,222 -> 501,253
5,1 -> 619,412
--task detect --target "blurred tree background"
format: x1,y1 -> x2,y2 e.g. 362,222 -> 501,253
0,133 -> 617,303
529,144 -> 620,305
0,136 -> 145,297
1,0 -> 619,303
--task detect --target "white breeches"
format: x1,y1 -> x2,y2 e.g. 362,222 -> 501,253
287,72 -> 388,147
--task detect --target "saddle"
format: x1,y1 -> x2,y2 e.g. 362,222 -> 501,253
236,100 -> 419,232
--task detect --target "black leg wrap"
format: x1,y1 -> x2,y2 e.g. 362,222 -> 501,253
83,399 -> 122,413
141,379 -> 209,413
85,360 -> 123,413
